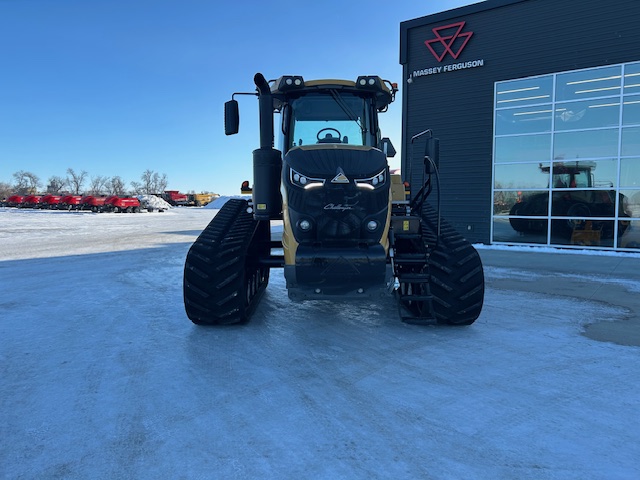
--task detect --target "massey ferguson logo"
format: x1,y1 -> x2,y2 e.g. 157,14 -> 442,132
409,20 -> 483,82
425,21 -> 473,62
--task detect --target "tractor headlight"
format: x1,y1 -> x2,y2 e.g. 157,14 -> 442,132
289,168 -> 325,190
355,169 -> 386,190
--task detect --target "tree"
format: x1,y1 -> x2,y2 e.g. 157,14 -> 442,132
130,180 -> 142,195
47,176 -> 67,194
0,181 -> 12,200
12,171 -> 40,194
88,175 -> 108,196
107,176 -> 126,196
131,169 -> 168,195
66,168 -> 88,195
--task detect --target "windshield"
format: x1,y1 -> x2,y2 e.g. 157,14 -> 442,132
287,92 -> 371,149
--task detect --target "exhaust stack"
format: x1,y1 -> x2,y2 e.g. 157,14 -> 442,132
251,73 -> 282,220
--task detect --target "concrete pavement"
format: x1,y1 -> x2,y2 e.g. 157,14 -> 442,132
477,247 -> 640,347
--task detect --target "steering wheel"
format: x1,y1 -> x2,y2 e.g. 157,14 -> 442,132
316,127 -> 342,143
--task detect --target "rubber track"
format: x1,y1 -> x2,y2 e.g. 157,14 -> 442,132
421,204 -> 485,325
183,199 -> 268,325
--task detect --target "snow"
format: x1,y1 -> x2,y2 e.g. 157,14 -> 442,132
137,194 -> 173,211
205,194 -> 251,209
1,207 -> 639,479
475,242 -> 640,258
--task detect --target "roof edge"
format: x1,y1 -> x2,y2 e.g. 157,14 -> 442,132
399,0 -> 531,64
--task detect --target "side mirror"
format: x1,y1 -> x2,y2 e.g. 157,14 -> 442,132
224,100 -> 239,135
381,137 -> 396,158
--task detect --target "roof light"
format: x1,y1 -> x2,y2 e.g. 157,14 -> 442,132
356,76 -> 383,90
276,76 -> 305,91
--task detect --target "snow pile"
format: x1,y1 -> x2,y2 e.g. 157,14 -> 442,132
474,242 -> 640,258
205,195 -> 251,209
137,194 -> 172,211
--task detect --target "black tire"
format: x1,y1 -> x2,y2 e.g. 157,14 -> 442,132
565,203 -> 590,231
183,199 -> 270,325
509,203 -> 528,232
421,204 -> 484,326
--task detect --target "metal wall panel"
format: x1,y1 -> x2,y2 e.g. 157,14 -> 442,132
400,0 -> 640,243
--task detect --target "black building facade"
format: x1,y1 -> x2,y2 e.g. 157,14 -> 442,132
400,0 -> 640,250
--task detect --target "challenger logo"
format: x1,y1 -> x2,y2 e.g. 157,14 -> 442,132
424,21 -> 473,62
324,203 -> 356,211
331,172 -> 350,184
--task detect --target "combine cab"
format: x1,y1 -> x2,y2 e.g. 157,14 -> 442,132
183,73 -> 484,326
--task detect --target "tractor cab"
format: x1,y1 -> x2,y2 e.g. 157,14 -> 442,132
270,76 -> 396,155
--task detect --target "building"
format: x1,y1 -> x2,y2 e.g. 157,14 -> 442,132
400,0 -> 640,250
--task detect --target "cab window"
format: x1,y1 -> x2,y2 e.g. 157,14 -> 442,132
288,93 -> 370,149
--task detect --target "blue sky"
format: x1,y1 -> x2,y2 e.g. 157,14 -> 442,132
0,0 -> 480,195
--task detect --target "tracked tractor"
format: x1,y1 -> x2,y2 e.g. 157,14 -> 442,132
183,73 -> 484,325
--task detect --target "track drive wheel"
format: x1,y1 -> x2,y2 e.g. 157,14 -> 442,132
183,199 -> 270,325
422,204 -> 484,325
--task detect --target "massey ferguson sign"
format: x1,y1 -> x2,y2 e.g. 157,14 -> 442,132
409,20 -> 485,82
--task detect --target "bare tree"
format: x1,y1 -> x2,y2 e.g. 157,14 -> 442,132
107,176 -> 126,196
0,181 -> 12,200
141,169 -> 155,194
132,169 -> 168,195
88,175 -> 108,196
130,180 -> 142,195
155,172 -> 168,193
66,168 -> 88,195
12,171 -> 41,194
47,176 -> 67,194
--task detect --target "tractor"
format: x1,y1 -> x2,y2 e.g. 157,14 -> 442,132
183,73 -> 484,325
509,161 -> 630,238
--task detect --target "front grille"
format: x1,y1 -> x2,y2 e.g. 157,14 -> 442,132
283,145 -> 390,244
286,182 -> 388,243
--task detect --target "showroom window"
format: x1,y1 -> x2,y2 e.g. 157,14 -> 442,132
493,61 -> 640,250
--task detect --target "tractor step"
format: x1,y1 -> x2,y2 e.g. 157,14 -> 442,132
396,272 -> 430,283
394,252 -> 429,264
398,294 -> 433,302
